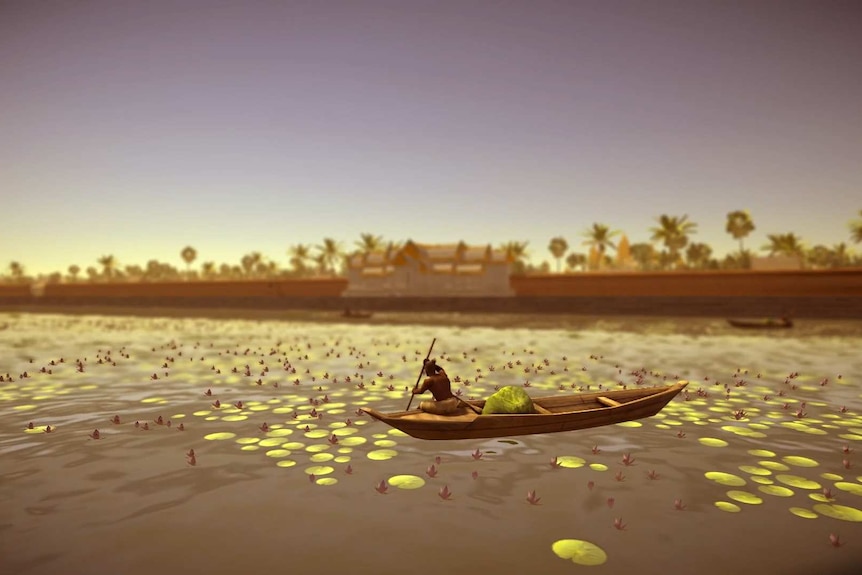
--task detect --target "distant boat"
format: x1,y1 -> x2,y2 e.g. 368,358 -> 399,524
361,382 -> 687,440
341,309 -> 373,319
727,317 -> 793,329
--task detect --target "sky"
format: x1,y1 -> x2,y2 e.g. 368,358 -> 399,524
1,0 -> 860,276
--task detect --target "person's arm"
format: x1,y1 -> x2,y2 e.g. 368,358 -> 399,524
413,378 -> 431,395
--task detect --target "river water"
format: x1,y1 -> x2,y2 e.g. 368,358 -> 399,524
1,312 -> 861,575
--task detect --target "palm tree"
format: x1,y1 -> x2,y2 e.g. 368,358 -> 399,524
240,252 -> 262,277
288,244 -> 312,276
725,210 -> 755,255
830,243 -> 851,268
762,233 -> 805,258
499,241 -> 530,274
8,261 -> 25,283
565,252 -> 587,272
650,215 -> 697,269
201,261 -> 216,279
629,243 -> 655,271
806,245 -> 832,269
355,233 -> 384,254
180,246 -> 197,278
685,242 -> 713,269
547,237 -> 568,273
849,210 -> 862,244
316,238 -> 344,276
67,264 -> 80,282
97,255 -> 117,281
582,224 -> 621,269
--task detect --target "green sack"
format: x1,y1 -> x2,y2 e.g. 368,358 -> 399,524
482,385 -> 534,414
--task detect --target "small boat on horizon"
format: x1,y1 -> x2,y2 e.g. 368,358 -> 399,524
727,317 -> 793,330
360,381 -> 687,440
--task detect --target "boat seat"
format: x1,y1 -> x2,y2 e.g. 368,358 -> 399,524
597,396 -> 621,407
533,404 -> 553,415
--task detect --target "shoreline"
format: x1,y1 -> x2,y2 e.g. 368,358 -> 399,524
2,304 -> 861,337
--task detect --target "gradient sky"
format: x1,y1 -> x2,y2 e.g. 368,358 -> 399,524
2,0 -> 860,276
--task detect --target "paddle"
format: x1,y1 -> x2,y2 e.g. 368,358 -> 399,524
406,338 -> 436,411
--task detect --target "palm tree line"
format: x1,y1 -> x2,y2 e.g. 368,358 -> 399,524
4,211 -> 862,283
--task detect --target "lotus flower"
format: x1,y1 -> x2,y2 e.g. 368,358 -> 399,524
234,401 -> 244,409
472,449 -> 483,460
674,499 -> 686,510
591,445 -> 602,455
843,445 -> 852,454
840,406 -> 848,413
187,455 -> 196,466
259,423 -> 269,432
822,487 -> 835,501
613,517 -> 626,530
646,469 -> 660,480
89,429 -> 101,440
550,457 -> 561,469
27,422 -> 34,429
345,464 -> 353,475
355,409 -> 364,416
212,400 -> 221,409
44,425 -> 53,433
621,453 -> 635,466
155,416 -> 164,425
829,533 -> 844,548
375,480 -> 388,494
796,408 -> 806,418
110,415 -> 120,424
677,431 -> 686,438
177,423 -> 185,431
843,459 -> 852,469
426,464 -> 438,478
438,485 -> 453,500
606,497 -> 615,508
526,490 -> 541,505
587,481 -> 595,491
471,471 -> 479,480
141,422 -> 150,431
435,456 -> 442,465
733,410 -> 747,420
309,473 -> 316,483
615,471 -> 625,482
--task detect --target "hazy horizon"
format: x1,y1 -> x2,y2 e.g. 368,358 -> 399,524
2,0 -> 861,276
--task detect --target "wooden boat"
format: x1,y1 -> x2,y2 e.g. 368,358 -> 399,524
341,309 -> 373,319
727,317 -> 793,329
360,381 -> 687,440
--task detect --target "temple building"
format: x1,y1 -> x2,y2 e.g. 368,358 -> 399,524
343,240 -> 514,297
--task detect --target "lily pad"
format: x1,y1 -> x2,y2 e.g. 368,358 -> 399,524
265,449 -> 291,458
739,466 -> 772,476
811,503 -> 862,522
715,501 -> 741,513
751,476 -> 774,485
781,456 -> 819,468
221,415 -> 248,422
551,539 -> 608,566
820,473 -> 844,481
275,460 -> 297,468
339,436 -> 367,447
556,456 -> 586,469
388,475 -> 426,489
616,421 -> 642,428
315,477 -> 338,486
589,463 -> 608,472
236,437 -> 260,445
727,490 -> 763,505
789,507 -> 817,519
759,461 -> 790,472
758,485 -> 794,497
705,472 -> 746,487
834,482 -> 862,496
259,438 -> 284,447
748,449 -> 776,457
699,437 -> 729,447
265,428 -> 294,437
373,439 -> 398,448
776,475 -> 821,490
203,432 -> 236,441
310,453 -> 334,462
367,449 -> 398,461
305,465 -> 334,476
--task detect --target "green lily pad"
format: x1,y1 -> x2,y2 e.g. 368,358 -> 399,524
748,449 -> 776,457
699,437 -> 729,447
776,475 -> 821,490
310,453 -> 334,462
705,472 -> 746,486
203,432 -> 236,441
275,460 -> 297,468
367,449 -> 398,461
315,477 -> 338,486
739,466 -> 772,476
834,482 -> 862,496
556,456 -> 586,469
715,501 -> 741,513
811,503 -> 862,522
305,465 -> 334,476
759,461 -> 790,471
758,485 -> 794,497
727,490 -> 763,505
781,456 -> 819,468
388,475 -> 426,489
789,507 -> 817,519
551,540 -> 608,566
589,463 -> 608,471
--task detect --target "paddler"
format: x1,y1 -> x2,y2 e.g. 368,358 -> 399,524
412,358 -> 460,415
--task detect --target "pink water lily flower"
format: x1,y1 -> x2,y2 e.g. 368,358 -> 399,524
375,480 -> 388,494
526,490 -> 541,505
438,485 -> 453,500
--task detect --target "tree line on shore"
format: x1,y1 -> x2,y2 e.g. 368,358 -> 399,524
4,210 -> 862,284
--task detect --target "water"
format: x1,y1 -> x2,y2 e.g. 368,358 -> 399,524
1,312 -> 861,575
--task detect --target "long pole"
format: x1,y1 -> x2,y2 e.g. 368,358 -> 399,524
406,338 -> 436,411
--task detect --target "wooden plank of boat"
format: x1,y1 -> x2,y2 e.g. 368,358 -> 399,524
727,318 -> 792,329
360,381 -> 688,440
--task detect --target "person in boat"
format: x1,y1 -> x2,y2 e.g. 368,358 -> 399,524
412,358 -> 460,415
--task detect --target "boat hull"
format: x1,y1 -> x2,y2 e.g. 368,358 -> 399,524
361,382 -> 687,440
